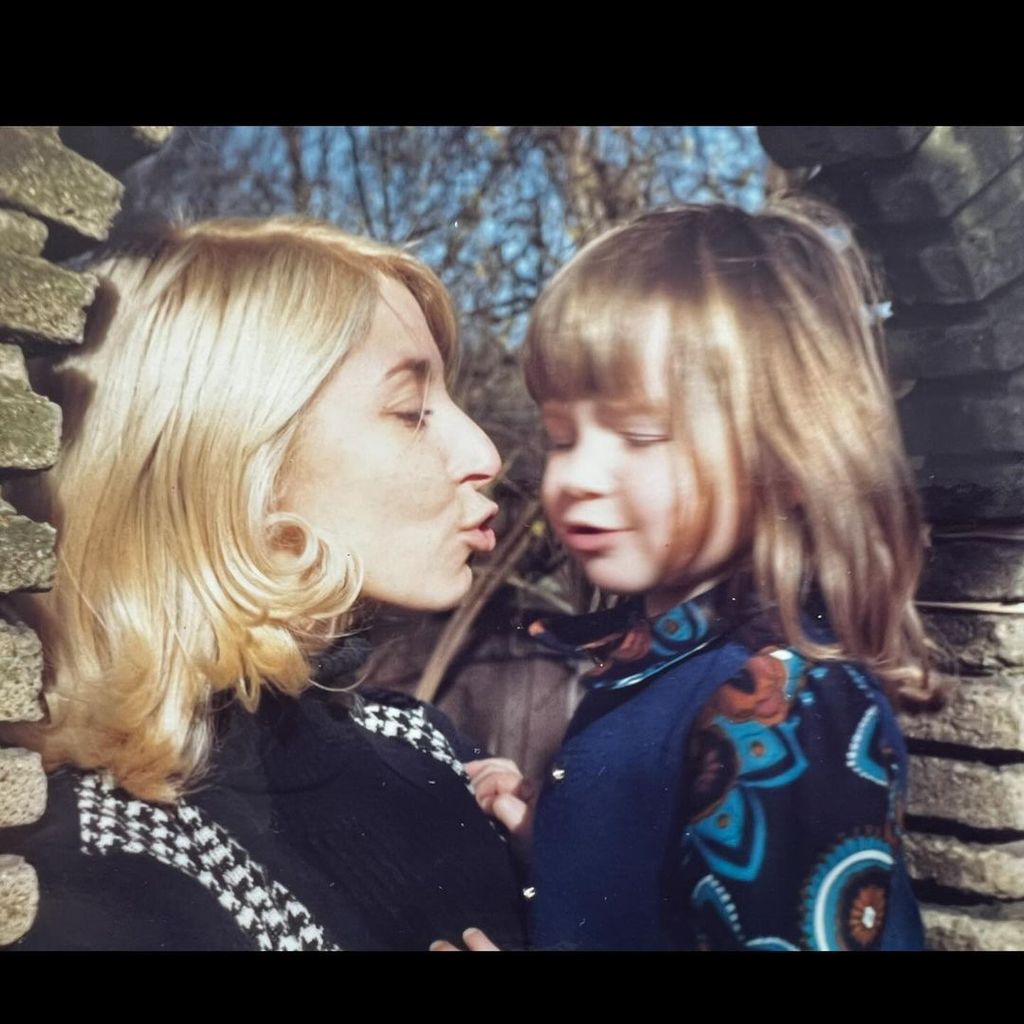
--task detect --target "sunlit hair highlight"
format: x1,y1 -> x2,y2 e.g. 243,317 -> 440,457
524,198 -> 934,705
5,216 -> 458,801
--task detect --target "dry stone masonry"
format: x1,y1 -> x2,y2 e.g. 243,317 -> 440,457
761,126 -> 1024,950
0,124 -> 171,946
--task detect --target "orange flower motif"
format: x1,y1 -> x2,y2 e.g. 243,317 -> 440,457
711,646 -> 793,726
848,884 -> 887,947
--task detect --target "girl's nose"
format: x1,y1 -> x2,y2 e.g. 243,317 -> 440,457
553,437 -> 615,499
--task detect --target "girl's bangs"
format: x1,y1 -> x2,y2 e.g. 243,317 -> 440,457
524,282 -> 673,405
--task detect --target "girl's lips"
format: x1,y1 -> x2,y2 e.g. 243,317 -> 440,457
560,525 -> 627,553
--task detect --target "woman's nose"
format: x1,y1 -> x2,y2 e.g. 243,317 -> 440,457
451,407 -> 502,487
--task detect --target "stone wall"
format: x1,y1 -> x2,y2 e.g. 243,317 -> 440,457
0,125 -> 171,945
761,126 -> 1024,950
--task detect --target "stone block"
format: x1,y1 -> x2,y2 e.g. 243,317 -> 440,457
886,319 -> 1024,380
918,456 -> 1024,522
881,157 -> 1024,304
908,755 -> 1024,830
0,504 -> 56,593
0,126 -> 123,241
0,855 -> 38,947
0,374 -> 61,471
59,126 -> 174,174
0,250 -> 97,346
0,747 -> 46,826
923,610 -> 1024,672
0,209 -> 47,257
922,902 -> 1024,951
0,617 -> 44,722
906,832 -> 1024,900
900,673 -> 1024,751
899,391 -> 1024,456
867,126 -> 1024,223
919,539 -> 1024,603
0,343 -> 28,385
758,126 -> 931,169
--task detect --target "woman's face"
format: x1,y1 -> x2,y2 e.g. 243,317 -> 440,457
280,277 -> 501,611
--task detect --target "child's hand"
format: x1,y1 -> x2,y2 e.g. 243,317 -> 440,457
465,757 -> 535,843
429,927 -> 501,951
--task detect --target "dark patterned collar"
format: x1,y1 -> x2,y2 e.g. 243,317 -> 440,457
528,577 -> 763,692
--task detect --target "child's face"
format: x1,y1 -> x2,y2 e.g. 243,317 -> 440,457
539,324 -> 745,613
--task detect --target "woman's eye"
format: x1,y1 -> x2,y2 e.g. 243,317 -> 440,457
395,409 -> 433,429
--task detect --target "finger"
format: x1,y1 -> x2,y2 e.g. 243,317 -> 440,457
428,940 -> 462,951
492,792 -> 533,837
469,767 -> 523,798
465,758 -> 521,779
462,927 -> 500,951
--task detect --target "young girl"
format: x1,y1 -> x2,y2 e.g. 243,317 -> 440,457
465,198 -> 934,951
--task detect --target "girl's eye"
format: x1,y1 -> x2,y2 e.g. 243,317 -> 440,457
542,434 -> 574,452
623,433 -> 669,447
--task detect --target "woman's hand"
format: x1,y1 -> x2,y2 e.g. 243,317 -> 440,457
465,757 -> 535,844
429,927 -> 501,951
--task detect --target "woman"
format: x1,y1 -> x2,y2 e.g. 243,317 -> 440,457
1,217 -> 526,950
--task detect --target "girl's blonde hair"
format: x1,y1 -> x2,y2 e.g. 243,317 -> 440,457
5,216 -> 458,801
524,197 -> 935,705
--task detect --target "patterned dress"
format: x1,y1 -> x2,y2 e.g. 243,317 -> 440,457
526,578 -> 924,951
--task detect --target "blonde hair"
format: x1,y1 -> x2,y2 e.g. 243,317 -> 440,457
5,216 -> 458,801
524,197 -> 935,705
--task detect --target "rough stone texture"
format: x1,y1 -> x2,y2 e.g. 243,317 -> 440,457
0,249 -> 97,346
59,126 -> 174,174
908,756 -> 1024,830
0,855 -> 38,947
866,127 -> 1024,223
899,391 -> 1024,457
0,209 -> 47,257
0,126 -> 123,241
886,316 -> 1024,380
918,456 -> 1024,523
923,611 -> 1024,672
880,157 -> 1024,304
0,747 -> 45,827
0,504 -> 56,593
0,617 -> 44,722
758,126 -> 931,169
900,673 -> 1024,750
0,357 -> 61,470
0,343 -> 28,385
906,832 -> 1024,900
919,539 -> 1024,603
922,902 -> 1024,951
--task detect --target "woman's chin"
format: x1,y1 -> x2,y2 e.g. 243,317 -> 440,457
370,564 -> 474,614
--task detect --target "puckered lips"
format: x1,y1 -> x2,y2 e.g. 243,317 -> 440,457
461,504 -> 499,553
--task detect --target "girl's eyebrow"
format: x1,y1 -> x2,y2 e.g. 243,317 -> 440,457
603,398 -> 668,418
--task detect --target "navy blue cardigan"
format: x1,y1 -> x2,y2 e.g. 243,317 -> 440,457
527,581 -> 924,951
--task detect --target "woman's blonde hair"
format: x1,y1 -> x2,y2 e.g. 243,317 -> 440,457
5,216 -> 458,801
524,197 -> 935,705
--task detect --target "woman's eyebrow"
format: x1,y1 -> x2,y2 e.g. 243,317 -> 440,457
382,357 -> 432,384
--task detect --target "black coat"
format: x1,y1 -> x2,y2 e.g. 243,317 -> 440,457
3,688 -> 527,951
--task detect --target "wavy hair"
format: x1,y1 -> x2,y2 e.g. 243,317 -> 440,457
524,197 -> 935,705
5,216 -> 458,800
